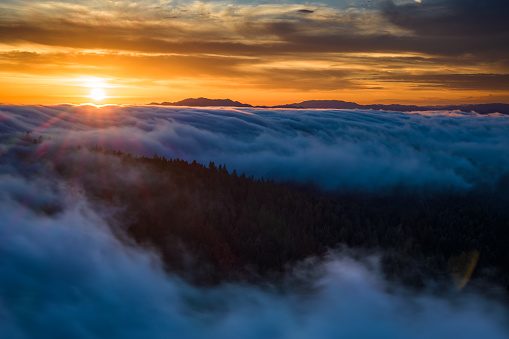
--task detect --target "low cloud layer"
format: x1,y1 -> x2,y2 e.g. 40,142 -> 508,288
2,105 -> 509,190
1,105 -> 509,337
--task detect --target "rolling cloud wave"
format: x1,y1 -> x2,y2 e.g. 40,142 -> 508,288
2,105 -> 508,190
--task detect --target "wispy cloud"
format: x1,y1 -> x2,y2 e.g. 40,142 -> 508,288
0,1 -> 507,104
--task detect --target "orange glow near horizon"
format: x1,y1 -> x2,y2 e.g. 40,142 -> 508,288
0,65 -> 507,106
0,69 -> 507,106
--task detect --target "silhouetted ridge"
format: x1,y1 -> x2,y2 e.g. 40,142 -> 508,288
273,100 -> 361,109
149,98 -> 509,114
151,97 -> 252,107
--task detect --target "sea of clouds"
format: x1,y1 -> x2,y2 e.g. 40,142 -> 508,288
2,105 -> 509,191
1,105 -> 509,338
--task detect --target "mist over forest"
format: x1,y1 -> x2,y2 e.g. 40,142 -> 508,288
1,105 -> 509,338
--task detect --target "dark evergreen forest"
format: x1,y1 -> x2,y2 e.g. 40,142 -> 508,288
52,147 -> 509,293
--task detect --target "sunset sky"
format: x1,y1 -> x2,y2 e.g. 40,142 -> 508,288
1,0 -> 508,105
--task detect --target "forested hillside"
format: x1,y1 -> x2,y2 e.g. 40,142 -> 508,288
52,147 -> 509,292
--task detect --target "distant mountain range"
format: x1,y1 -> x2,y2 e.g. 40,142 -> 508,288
149,97 -> 509,115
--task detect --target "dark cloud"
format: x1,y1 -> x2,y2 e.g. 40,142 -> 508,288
1,2 -> 506,59
382,0 -> 509,56
376,73 -> 509,91
0,22 -> 262,55
384,0 -> 509,37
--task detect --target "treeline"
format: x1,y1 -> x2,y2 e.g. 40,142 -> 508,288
53,147 -> 509,292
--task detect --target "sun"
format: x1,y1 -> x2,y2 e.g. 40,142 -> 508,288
89,88 -> 106,101
79,77 -> 109,102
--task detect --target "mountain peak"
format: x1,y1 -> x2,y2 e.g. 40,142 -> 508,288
151,98 -> 252,107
